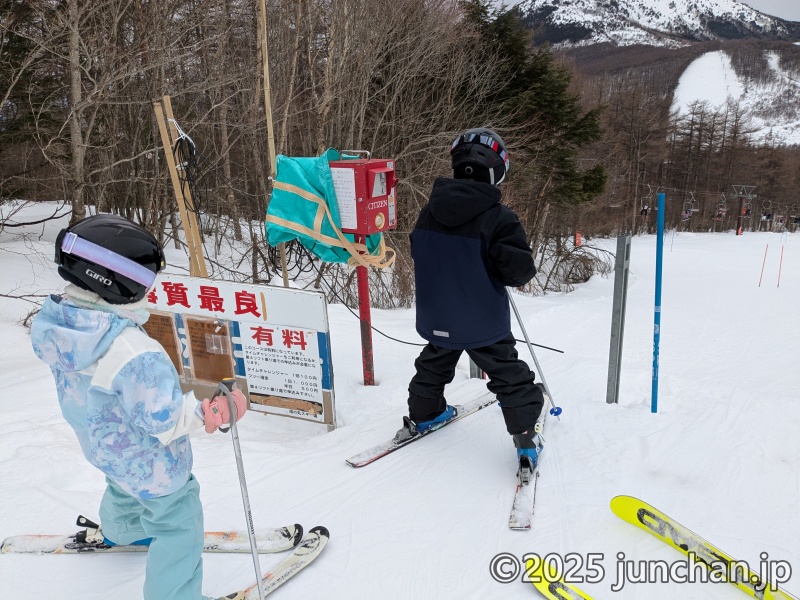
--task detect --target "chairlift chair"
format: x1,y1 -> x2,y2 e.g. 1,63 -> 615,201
639,185 -> 653,216
682,192 -> 698,221
713,194 -> 727,221
761,199 -> 773,221
606,177 -> 624,209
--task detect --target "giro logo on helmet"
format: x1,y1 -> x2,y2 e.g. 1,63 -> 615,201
86,269 -> 113,286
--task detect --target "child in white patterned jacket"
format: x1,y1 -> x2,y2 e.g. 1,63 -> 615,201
31,214 -> 245,600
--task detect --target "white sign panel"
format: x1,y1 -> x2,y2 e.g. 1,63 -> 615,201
330,167 -> 358,230
144,274 -> 335,428
147,274 -> 328,331
239,323 -> 322,403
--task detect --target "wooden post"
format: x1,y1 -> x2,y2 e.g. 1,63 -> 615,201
153,96 -> 208,277
256,0 -> 289,288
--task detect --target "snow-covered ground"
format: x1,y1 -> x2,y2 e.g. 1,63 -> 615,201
673,49 -> 800,145
0,202 -> 798,599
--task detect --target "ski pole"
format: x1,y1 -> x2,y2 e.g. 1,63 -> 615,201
215,379 -> 265,600
512,339 -> 564,354
506,289 -> 562,418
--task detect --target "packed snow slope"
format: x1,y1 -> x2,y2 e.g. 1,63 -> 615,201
673,49 -> 800,145
0,203 -> 798,599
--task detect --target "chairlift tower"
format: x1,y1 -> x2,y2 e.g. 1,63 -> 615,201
732,185 -> 756,236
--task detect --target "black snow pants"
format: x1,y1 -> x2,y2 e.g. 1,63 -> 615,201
407,334 -> 544,435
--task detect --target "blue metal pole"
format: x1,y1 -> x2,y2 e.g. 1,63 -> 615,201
652,192 -> 666,413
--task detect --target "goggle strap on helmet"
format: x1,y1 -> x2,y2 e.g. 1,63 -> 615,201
60,232 -> 157,288
450,132 -> 510,173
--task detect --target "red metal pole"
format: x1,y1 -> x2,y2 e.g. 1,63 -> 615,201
759,244 -> 768,288
355,235 -> 374,385
777,245 -> 784,288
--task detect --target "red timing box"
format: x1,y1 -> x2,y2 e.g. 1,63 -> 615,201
329,159 -> 397,235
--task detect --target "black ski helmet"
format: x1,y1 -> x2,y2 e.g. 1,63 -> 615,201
450,127 -> 509,186
55,214 -> 166,304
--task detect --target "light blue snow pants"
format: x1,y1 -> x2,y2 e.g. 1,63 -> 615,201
99,475 -> 205,600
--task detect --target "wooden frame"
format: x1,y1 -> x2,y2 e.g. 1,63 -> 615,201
153,95 -> 209,277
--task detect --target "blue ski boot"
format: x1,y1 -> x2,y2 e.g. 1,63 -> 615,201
416,405 -> 456,432
513,424 -> 544,484
394,405 -> 456,442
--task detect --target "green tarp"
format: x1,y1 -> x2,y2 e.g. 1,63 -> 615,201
265,149 -> 385,264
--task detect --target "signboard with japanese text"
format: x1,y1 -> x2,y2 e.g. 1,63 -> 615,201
142,274 -> 336,429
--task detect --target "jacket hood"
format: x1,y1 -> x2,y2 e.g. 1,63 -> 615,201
31,295 -> 133,373
427,177 -> 501,227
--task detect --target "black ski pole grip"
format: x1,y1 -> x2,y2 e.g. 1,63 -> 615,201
214,378 -> 236,396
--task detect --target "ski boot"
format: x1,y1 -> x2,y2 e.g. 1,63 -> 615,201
513,423 -> 544,484
394,405 -> 456,442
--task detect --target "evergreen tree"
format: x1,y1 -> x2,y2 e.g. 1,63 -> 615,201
461,0 -> 606,206
0,0 -> 61,200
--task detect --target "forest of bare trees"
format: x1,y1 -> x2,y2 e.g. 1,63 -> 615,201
566,39 -> 800,239
2,1 -> 799,307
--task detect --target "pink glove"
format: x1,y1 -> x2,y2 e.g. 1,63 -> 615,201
201,389 -> 247,433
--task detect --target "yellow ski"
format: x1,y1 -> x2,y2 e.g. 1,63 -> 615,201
525,557 -> 595,600
610,495 -> 799,600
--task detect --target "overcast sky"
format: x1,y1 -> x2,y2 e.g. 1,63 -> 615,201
741,0 -> 800,21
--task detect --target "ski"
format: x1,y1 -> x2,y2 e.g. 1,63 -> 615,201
216,526 -> 330,599
526,556 -> 594,599
611,495 -> 800,600
508,464 -> 540,530
509,388 -> 549,530
345,393 -> 497,468
1,516 -> 302,555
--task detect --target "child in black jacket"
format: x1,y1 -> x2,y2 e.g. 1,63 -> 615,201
400,128 -> 545,473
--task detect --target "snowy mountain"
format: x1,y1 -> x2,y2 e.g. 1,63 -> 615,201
518,0 -> 800,47
523,1 -> 800,145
